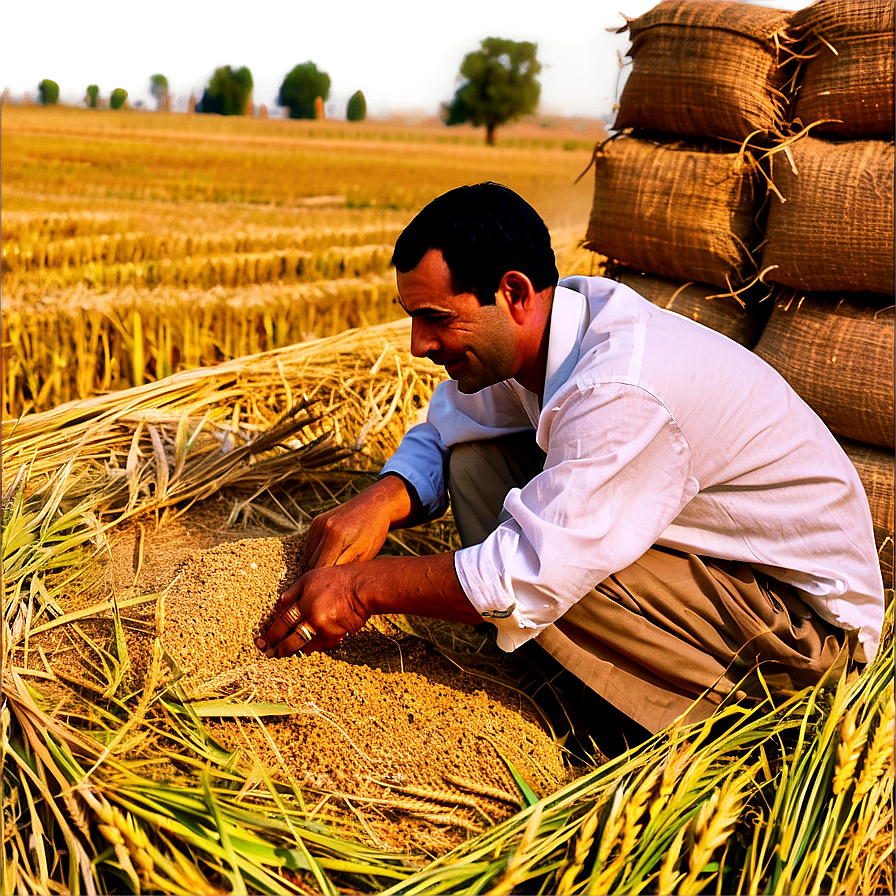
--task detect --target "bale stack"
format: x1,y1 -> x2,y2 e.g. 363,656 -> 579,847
589,0 -> 894,586
753,0 -> 894,587
586,0 -> 797,346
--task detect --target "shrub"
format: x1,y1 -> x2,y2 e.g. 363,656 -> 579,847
279,62 -> 330,120
110,88 -> 128,110
347,90 -> 367,122
198,66 -> 253,116
149,74 -> 171,110
37,78 -> 59,106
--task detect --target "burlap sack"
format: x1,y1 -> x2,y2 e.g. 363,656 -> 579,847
837,436 -> 894,590
790,0 -> 895,139
614,0 -> 792,142
612,267 -> 770,348
753,291 -> 895,449
761,137 -> 894,295
584,136 -> 762,290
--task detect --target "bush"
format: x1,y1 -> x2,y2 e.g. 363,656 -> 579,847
198,66 -> 253,116
37,78 -> 59,106
347,90 -> 367,122
279,62 -> 330,120
110,88 -> 128,110
149,74 -> 171,110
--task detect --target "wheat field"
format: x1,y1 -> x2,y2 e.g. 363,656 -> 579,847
1,105 -> 602,416
2,104 -> 892,895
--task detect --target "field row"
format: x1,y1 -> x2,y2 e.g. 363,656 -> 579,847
3,244 -> 395,296
1,223 -> 403,264
2,276 -> 401,415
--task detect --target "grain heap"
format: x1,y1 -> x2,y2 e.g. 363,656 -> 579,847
588,0 -> 894,587
158,534 -> 570,855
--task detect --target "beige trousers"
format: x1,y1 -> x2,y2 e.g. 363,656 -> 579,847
448,435 -> 852,734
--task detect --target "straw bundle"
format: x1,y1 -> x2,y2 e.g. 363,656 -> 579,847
761,137 -> 895,295
613,0 -> 794,142
584,136 -> 762,290
753,291 -> 895,449
1,276 -> 403,417
838,437 -> 895,590
611,267 -> 770,348
789,0 -> 895,139
1,319 -> 446,525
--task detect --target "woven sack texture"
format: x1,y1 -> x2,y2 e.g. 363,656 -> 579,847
761,137 -> 894,295
753,291 -> 895,449
790,0 -> 895,138
585,136 -> 762,290
613,267 -> 770,348
614,0 -> 792,142
837,436 -> 894,590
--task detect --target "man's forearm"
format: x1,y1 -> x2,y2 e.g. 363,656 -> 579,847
357,552 -> 483,626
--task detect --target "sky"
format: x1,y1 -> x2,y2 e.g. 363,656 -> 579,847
2,0 -> 811,121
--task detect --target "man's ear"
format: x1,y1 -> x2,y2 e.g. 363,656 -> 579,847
496,270 -> 536,321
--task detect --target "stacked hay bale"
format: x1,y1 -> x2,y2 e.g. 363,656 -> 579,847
754,0 -> 894,587
587,0 -> 795,346
588,0 -> 894,586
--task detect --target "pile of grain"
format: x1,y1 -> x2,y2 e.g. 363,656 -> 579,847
160,534 -> 570,855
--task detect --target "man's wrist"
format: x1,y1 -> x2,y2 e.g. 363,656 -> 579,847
377,472 -> 424,527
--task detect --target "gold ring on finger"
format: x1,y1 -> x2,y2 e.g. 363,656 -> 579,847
296,621 -> 316,642
281,603 -> 303,629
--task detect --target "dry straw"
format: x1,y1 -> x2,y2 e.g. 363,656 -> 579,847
3,318 -> 894,895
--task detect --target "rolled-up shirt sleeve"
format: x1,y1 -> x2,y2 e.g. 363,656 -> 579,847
380,378 -> 535,521
380,421 -> 450,520
456,381 -> 698,651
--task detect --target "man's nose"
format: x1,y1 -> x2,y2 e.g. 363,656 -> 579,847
410,319 -> 438,358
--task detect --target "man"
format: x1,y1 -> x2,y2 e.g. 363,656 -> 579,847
257,182 -> 884,734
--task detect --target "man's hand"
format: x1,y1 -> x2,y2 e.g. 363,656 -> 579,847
255,553 -> 482,658
298,474 -> 422,573
257,565 -> 372,657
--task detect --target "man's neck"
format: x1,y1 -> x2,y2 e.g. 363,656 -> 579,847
512,288 -> 554,402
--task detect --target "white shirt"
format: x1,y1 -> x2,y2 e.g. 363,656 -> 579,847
382,277 -> 884,662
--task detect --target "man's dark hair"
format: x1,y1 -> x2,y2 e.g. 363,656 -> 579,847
391,182 -> 558,304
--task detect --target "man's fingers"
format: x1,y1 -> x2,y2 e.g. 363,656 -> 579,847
257,598 -> 304,652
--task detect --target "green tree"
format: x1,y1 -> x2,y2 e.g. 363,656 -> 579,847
110,88 -> 128,110
444,37 -> 542,145
346,90 -> 367,122
150,73 -> 169,111
278,62 -> 330,120
38,79 -> 59,105
198,65 -> 253,115
86,84 -> 99,108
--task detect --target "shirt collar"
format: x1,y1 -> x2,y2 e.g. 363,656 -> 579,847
542,285 -> 589,409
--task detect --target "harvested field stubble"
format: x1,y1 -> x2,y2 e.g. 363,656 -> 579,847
1,105 -> 602,416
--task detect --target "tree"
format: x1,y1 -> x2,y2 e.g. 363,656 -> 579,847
198,65 -> 253,115
150,73 -> 169,111
278,62 -> 330,120
444,37 -> 542,145
110,88 -> 128,110
346,90 -> 367,122
86,84 -> 99,108
37,78 -> 59,106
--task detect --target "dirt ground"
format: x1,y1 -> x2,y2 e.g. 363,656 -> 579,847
34,498 -> 578,856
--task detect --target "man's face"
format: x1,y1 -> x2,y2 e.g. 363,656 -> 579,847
396,249 -> 518,393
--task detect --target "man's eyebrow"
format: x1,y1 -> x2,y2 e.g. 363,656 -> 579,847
395,297 -> 453,318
